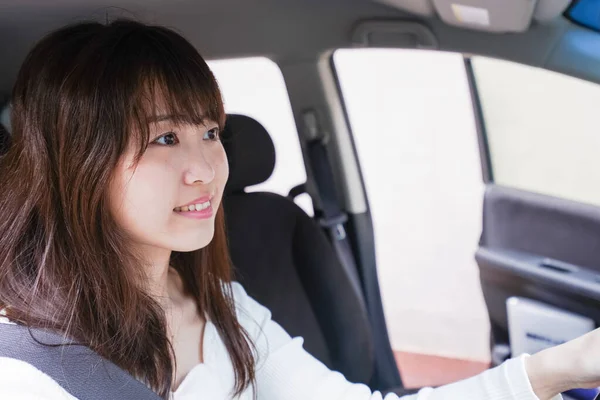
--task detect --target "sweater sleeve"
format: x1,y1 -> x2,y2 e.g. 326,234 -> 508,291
231,282 -> 563,400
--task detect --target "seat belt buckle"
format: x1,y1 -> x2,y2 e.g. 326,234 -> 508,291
319,213 -> 348,241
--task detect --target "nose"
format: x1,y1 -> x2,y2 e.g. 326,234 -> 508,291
183,147 -> 215,185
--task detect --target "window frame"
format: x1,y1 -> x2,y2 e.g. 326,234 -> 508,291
464,56 -> 494,184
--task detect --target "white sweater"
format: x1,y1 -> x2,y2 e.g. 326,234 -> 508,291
0,282 -> 562,400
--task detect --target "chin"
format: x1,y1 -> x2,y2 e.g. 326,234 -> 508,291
170,232 -> 215,252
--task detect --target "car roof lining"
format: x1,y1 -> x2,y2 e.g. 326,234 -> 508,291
0,0 -> 598,94
374,0 -> 572,27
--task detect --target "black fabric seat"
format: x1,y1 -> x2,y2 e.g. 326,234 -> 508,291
222,114 -> 375,385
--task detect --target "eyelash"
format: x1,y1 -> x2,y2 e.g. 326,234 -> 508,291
152,128 -> 221,146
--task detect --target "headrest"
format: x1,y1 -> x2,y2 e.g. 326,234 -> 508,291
223,114 -> 275,194
0,103 -> 11,155
0,103 -> 10,133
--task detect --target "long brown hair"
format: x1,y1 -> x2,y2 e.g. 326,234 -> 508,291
0,19 -> 255,398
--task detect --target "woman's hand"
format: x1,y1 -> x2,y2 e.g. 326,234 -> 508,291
525,327 -> 600,400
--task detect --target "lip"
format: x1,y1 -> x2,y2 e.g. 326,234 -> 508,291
173,195 -> 214,220
176,195 -> 212,209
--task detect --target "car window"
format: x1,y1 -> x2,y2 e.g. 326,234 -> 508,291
207,57 -> 313,215
471,56 -> 600,206
334,48 -> 490,369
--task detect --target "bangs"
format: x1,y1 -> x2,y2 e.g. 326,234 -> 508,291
105,21 -> 226,161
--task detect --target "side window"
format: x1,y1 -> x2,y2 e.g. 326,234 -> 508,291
334,49 -> 489,387
207,57 -> 312,214
471,56 -> 600,206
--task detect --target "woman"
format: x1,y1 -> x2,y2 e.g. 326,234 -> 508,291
0,19 -> 597,400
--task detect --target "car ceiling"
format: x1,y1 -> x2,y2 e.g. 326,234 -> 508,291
0,0 -> 600,95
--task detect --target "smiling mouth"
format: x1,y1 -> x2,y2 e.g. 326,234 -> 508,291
173,200 -> 211,212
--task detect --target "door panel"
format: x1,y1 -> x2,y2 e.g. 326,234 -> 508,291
477,184 -> 600,362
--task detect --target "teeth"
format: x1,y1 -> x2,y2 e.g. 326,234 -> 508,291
174,201 -> 211,212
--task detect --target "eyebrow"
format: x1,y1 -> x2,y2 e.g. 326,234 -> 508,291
147,114 -> 186,123
147,114 -> 210,125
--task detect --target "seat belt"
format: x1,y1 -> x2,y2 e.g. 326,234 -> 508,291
302,110 -> 365,301
0,322 -> 162,400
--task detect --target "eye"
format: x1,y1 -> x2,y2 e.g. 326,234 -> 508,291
203,128 -> 220,141
153,132 -> 179,146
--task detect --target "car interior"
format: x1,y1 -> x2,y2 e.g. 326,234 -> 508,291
2,1 -> 600,399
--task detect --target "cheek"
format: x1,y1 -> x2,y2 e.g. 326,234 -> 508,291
130,165 -> 177,214
209,146 -> 229,205
110,159 -> 178,231
215,147 -> 229,184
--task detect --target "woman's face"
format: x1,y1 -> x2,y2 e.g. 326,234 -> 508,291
109,114 -> 228,255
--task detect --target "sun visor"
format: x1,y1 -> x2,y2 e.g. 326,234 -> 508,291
533,0 -> 572,22
373,0 -> 571,32
434,0 -> 536,32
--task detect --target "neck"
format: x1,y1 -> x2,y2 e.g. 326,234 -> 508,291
140,245 -> 174,304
